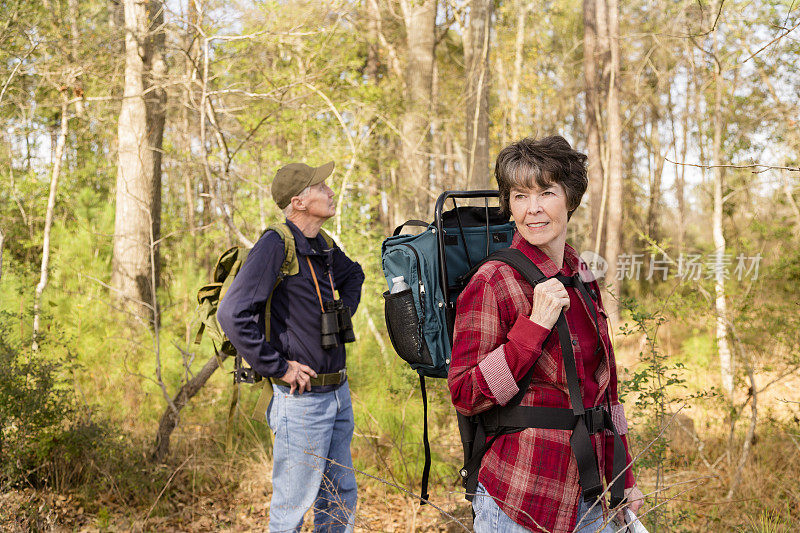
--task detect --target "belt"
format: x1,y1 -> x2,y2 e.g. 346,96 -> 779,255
271,367 -> 347,388
481,404 -> 608,435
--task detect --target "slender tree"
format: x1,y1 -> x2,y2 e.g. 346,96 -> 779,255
464,0 -> 493,188
711,18 -> 733,398
509,0 -> 531,142
111,0 -> 167,321
33,100 -> 69,351
583,0 -> 605,250
398,0 -> 436,220
602,0 -> 623,323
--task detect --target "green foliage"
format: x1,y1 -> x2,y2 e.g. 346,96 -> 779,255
0,313 -> 75,488
1,0 -> 799,528
0,309 -> 167,504
618,296 -> 692,530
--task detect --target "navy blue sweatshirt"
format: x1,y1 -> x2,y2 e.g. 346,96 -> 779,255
217,220 -> 365,388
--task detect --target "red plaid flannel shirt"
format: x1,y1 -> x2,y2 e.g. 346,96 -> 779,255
448,233 -> 635,532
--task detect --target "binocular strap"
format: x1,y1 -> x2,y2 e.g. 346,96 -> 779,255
306,256 -> 336,311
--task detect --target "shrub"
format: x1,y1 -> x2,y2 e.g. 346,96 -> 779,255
0,313 -> 158,498
0,314 -> 77,489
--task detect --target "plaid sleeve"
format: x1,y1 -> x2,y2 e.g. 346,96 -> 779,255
448,268 -> 550,414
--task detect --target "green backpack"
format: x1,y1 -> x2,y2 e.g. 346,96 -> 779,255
193,223 -> 335,432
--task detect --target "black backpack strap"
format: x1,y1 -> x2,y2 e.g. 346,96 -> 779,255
457,247 -> 548,289
556,274 -> 602,358
419,374 -> 431,504
393,220 -> 429,236
557,274 -> 626,506
554,312 -> 604,501
456,248 -> 625,506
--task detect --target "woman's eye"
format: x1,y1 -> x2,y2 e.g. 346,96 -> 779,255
514,194 -> 526,200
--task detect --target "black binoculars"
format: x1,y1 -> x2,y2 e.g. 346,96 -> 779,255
320,299 -> 356,350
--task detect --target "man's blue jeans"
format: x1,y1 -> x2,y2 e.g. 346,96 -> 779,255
473,482 -> 619,532
266,381 -> 357,533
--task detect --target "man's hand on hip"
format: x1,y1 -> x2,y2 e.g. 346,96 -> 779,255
280,360 -> 318,394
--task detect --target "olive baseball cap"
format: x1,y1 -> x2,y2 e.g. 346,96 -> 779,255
271,161 -> 335,209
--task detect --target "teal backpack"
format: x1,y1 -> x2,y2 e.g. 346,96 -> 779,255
381,191 -> 515,501
381,191 -> 625,511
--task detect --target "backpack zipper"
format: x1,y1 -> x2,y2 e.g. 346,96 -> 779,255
400,243 -> 426,303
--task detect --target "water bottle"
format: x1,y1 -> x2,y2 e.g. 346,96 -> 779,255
390,276 -> 410,294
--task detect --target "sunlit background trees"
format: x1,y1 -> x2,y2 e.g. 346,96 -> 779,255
1,0 -> 798,529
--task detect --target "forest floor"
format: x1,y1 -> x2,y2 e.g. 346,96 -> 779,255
3,418 -> 799,533
0,474 -> 474,532
2,339 -> 799,532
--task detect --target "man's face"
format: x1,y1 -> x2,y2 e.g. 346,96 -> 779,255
302,181 -> 336,220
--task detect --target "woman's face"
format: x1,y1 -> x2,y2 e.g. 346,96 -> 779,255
509,182 -> 569,261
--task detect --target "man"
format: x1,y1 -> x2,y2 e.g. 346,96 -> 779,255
217,161 -> 365,532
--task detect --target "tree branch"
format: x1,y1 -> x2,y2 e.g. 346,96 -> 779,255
664,157 -> 799,174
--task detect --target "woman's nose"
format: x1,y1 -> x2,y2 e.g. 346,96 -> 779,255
527,198 -> 541,214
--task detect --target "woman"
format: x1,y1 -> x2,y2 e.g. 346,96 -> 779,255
448,136 -> 644,532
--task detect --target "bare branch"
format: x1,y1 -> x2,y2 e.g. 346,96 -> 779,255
742,18 -> 800,63
0,40 -> 39,107
665,157 -> 800,174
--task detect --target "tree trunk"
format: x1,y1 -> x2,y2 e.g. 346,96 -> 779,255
431,59 -> 446,190
494,46 -> 507,147
464,0 -> 493,188
66,0 -> 85,116
152,353 -> 227,462
583,0 -> 604,251
712,28 -> 733,398
0,228 -> 4,282
33,100 -> 69,351
509,0 -> 530,142
111,0 -> 167,322
366,0 -> 381,81
182,0 -> 200,259
678,70 -> 691,251
646,104 -> 663,242
399,0 -> 436,220
601,0 -> 622,324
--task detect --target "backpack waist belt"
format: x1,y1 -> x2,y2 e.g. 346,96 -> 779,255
271,367 -> 347,388
460,401 -> 627,507
480,404 -> 608,435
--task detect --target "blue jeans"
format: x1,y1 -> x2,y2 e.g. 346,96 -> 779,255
473,483 -> 618,533
266,381 -> 357,533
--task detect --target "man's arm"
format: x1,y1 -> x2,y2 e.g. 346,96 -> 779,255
217,232 -> 289,378
331,245 -> 365,314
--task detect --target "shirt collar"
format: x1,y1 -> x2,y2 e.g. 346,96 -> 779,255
283,219 -> 329,256
510,231 -> 581,278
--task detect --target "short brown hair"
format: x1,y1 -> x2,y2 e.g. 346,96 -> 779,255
495,136 -> 588,219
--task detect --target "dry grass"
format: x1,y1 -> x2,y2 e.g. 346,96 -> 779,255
2,332 -> 799,531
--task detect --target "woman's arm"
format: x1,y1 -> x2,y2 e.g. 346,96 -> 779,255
447,269 -> 551,416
